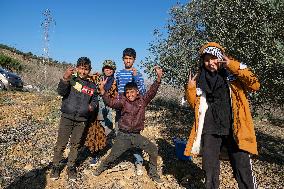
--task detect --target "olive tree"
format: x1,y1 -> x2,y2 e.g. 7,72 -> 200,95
141,0 -> 284,107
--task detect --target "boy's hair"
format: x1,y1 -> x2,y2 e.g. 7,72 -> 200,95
77,57 -> 92,69
123,48 -> 136,59
124,82 -> 138,92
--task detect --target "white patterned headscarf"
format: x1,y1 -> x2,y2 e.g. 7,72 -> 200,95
202,46 -> 224,60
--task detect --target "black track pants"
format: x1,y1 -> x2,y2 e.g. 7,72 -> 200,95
202,134 -> 257,189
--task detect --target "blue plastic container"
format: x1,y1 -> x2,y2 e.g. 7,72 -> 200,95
173,137 -> 192,161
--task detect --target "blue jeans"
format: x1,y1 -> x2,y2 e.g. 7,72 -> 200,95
97,96 -> 114,134
134,152 -> 143,165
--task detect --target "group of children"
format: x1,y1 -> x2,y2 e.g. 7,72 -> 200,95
50,43 -> 260,189
50,48 -> 163,182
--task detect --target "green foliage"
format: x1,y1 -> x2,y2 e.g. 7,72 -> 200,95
141,0 -> 284,106
0,44 -> 23,55
0,53 -> 23,72
0,43 -> 72,69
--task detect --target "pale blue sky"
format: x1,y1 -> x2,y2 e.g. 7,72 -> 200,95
0,0 -> 187,72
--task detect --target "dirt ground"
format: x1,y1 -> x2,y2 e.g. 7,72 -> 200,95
0,91 -> 283,189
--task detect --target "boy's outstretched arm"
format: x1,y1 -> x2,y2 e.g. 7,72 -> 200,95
143,66 -> 163,105
57,67 -> 74,96
99,78 -> 123,109
156,66 -> 163,83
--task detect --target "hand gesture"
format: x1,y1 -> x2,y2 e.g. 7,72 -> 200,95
131,67 -> 137,76
63,67 -> 75,81
217,54 -> 230,68
188,70 -> 197,87
88,104 -> 94,112
154,65 -> 163,82
99,77 -> 108,95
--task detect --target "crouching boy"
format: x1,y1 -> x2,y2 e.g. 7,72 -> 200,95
93,66 -> 163,183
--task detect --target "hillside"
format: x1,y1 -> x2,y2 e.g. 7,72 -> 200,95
0,45 -> 69,90
0,90 -> 283,189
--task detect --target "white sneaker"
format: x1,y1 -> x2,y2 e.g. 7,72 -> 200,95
136,164 -> 143,176
104,127 -> 112,136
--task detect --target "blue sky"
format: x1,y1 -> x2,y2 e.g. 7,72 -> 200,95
0,0 -> 187,72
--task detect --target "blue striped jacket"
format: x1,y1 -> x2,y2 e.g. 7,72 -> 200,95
115,69 -> 146,95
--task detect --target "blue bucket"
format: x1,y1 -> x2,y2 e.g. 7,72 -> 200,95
173,138 -> 192,161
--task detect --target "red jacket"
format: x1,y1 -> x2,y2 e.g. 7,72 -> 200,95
102,81 -> 160,133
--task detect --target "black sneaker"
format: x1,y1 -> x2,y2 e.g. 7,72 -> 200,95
149,173 -> 162,183
67,166 -> 77,181
50,166 -> 61,180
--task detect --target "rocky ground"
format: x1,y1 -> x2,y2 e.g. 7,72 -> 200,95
0,90 -> 283,189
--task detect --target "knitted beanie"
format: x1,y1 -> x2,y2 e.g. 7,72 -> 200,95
199,42 -> 225,60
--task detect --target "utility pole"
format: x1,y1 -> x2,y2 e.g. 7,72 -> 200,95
41,9 -> 56,87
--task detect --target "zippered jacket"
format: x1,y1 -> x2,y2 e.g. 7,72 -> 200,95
57,74 -> 98,121
102,81 -> 160,133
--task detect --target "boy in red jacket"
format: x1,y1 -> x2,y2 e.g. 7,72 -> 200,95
93,66 -> 163,183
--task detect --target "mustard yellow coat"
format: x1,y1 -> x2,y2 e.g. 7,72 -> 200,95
184,60 -> 260,157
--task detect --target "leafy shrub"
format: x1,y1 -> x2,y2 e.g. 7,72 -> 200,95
0,53 -> 23,72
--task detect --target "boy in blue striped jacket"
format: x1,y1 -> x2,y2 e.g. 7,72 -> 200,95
116,48 -> 146,95
115,48 -> 146,176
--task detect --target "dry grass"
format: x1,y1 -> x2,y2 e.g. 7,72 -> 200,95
1,87 -> 283,188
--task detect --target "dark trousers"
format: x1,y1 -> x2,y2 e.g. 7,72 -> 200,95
202,134 -> 257,189
97,131 -> 158,174
115,110 -> 143,165
52,116 -> 86,167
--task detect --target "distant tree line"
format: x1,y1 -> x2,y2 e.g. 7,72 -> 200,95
142,0 -> 284,109
0,44 -> 72,71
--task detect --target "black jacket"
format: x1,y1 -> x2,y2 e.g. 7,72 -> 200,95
57,75 -> 98,121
